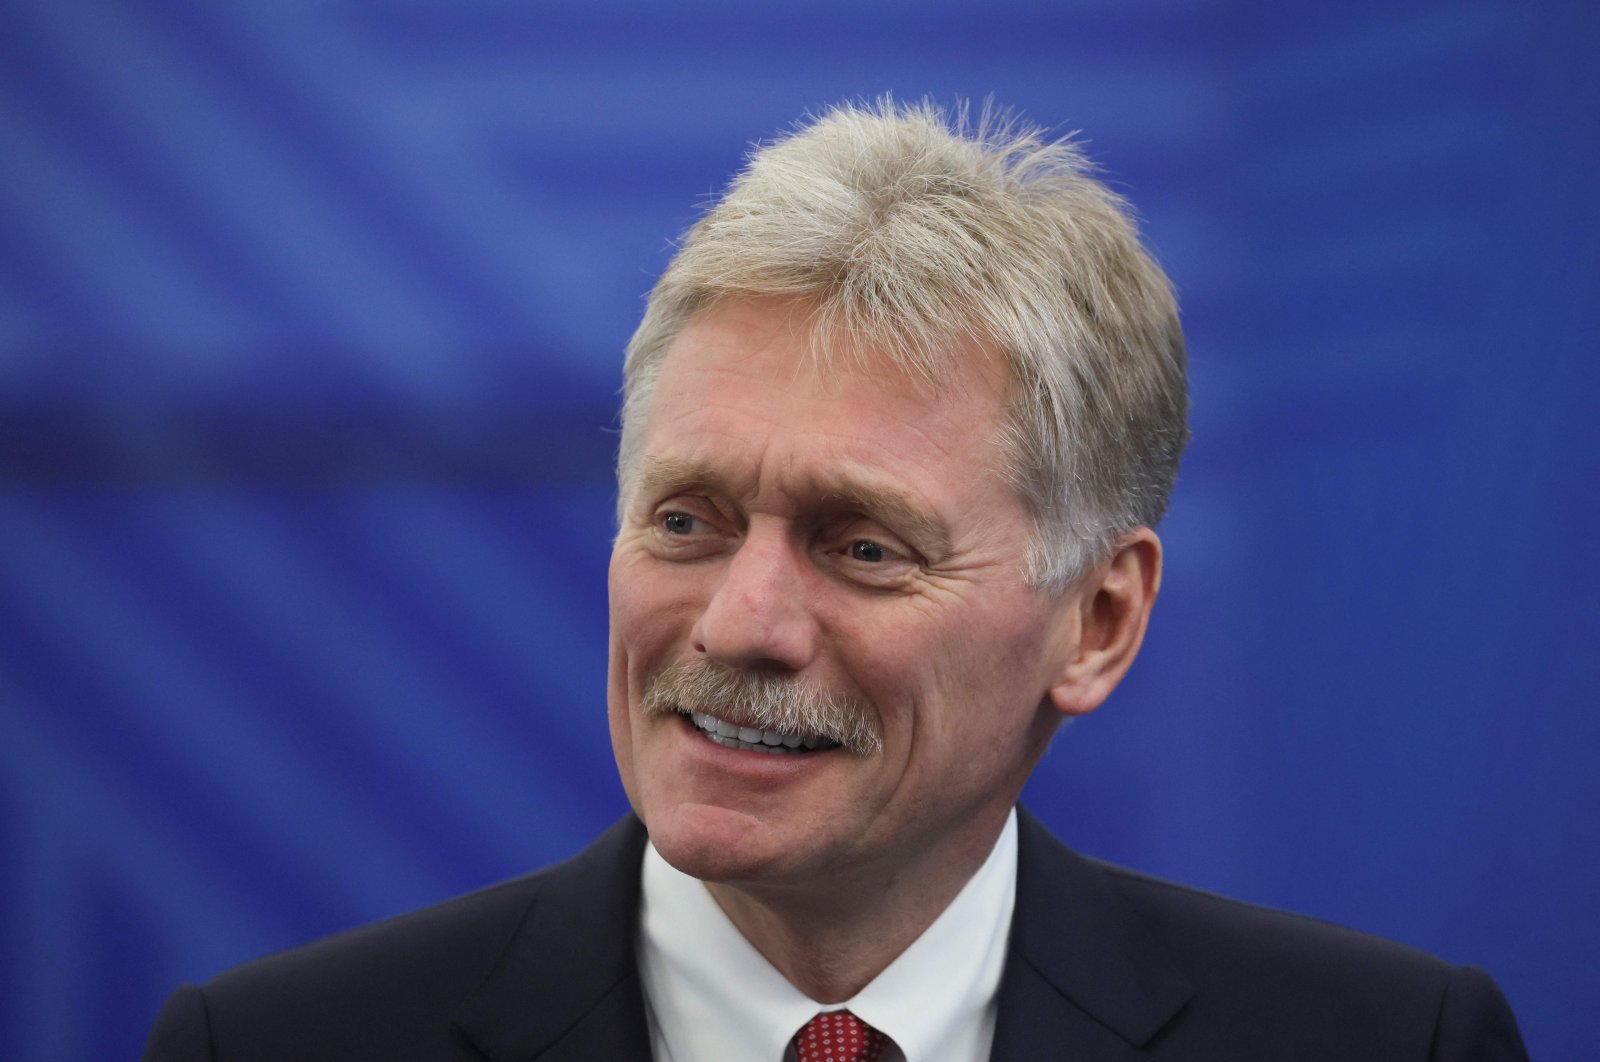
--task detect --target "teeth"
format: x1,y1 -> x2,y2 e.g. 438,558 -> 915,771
710,732 -> 800,754
684,710 -> 838,755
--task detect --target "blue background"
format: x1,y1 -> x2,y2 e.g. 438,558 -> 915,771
3,2 -> 1596,1058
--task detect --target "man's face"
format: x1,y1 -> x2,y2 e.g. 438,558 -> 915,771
607,296 -> 1089,892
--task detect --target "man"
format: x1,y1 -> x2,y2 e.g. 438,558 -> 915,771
145,100 -> 1527,1060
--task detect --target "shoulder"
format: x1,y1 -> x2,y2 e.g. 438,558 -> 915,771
144,816 -> 648,1061
205,868 -> 547,1016
1006,809 -> 1527,1059
1092,854 -> 1453,987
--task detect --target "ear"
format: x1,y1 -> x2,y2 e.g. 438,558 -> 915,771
1046,528 -> 1163,718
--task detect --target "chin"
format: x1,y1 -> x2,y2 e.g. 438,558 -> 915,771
643,800 -> 800,886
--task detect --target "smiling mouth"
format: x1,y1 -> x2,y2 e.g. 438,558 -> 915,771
686,711 -> 841,755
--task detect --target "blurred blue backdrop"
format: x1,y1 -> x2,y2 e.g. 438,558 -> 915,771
2,1 -> 1596,1058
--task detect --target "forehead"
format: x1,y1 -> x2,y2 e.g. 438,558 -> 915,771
653,298 -> 1003,439
632,297 -> 1020,521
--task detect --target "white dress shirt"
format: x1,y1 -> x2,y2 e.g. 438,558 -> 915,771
637,809 -> 1018,1062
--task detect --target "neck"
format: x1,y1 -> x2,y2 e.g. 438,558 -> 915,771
703,806 -> 1011,1003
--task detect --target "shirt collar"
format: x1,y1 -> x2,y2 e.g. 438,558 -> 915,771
637,808 -> 1018,1062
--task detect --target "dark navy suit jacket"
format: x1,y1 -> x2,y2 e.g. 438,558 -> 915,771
144,810 -> 1528,1060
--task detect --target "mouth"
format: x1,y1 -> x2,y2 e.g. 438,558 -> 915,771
685,710 -> 842,755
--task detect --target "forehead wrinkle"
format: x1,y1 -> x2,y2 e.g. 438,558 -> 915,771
635,455 -> 731,501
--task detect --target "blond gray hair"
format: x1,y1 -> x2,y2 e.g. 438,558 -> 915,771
618,98 -> 1188,589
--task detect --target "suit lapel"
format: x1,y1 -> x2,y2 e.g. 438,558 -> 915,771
452,817 -> 655,1062
450,809 -> 1191,1061
990,809 -> 1194,1061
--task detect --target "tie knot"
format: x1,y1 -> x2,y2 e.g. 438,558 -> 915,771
792,1009 -> 891,1062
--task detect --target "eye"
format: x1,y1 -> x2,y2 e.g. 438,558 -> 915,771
661,511 -> 696,535
817,521 -> 917,588
850,539 -> 887,563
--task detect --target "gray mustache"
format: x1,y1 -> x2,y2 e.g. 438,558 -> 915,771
640,658 -> 883,755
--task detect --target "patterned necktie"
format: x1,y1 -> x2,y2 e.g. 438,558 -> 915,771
792,1009 -> 892,1062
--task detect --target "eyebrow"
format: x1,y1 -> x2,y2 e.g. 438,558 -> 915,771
633,456 -> 953,559
818,473 -> 953,559
634,456 -> 725,503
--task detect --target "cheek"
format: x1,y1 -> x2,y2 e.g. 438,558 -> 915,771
921,606 -> 1058,732
828,597 -> 992,712
608,551 -> 710,686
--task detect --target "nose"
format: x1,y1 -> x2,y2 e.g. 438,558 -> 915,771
690,521 -> 818,673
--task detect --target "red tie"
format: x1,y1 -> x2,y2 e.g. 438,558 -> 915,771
792,1009 -> 891,1062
